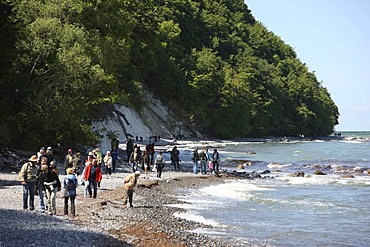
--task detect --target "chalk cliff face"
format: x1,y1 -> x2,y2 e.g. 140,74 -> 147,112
92,95 -> 196,153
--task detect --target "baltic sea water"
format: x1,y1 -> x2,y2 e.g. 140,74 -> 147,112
171,131 -> 370,246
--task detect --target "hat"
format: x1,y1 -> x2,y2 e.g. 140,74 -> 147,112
106,151 -> 110,154
134,171 -> 141,176
88,152 -> 94,156
66,168 -> 74,174
47,146 -> 52,150
68,149 -> 72,153
29,155 -> 38,162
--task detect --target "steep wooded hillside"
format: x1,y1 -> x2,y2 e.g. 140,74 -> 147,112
0,0 -> 339,150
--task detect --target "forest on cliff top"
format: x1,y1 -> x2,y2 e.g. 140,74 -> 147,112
0,0 -> 339,150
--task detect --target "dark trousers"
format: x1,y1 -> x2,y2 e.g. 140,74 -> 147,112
213,161 -> 219,172
123,189 -> 134,206
112,160 -> 116,172
157,166 -> 163,178
87,180 -> 97,198
64,195 -> 76,216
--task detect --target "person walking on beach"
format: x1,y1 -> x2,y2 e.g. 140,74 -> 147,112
155,151 -> 165,178
141,150 -> 150,179
63,168 -> 78,216
41,164 -> 61,215
72,152 -> 83,176
111,148 -> 118,172
192,148 -> 199,174
199,150 -> 208,174
45,147 -> 55,167
103,151 -> 113,178
129,147 -> 141,172
123,171 -> 140,208
36,157 -> 48,213
19,155 -> 38,211
64,149 -> 74,175
149,142 -> 155,165
212,149 -> 220,173
126,138 -> 134,162
84,159 -> 102,198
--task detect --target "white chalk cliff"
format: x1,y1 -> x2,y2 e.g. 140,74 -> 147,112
92,94 -> 197,153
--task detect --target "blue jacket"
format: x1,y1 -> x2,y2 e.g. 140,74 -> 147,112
64,174 -> 78,197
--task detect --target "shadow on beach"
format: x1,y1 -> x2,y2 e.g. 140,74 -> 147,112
0,209 -> 132,247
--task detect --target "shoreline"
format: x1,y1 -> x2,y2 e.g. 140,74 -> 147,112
0,165 -> 245,247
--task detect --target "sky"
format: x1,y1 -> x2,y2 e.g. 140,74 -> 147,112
245,0 -> 370,131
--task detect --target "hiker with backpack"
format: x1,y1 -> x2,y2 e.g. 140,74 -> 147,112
35,157 -> 48,213
19,155 -> 38,211
64,168 -> 78,216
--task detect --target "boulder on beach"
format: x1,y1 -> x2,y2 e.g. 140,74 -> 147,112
288,171 -> 305,177
314,170 -> 326,175
340,175 -> 355,179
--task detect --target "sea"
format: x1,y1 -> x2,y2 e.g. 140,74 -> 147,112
168,131 -> 370,247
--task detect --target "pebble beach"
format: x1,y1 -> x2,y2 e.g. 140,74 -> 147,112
0,163 -> 244,247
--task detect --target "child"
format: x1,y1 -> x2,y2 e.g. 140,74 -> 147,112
208,161 -> 214,175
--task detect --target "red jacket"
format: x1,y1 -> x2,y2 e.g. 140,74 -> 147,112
84,163 -> 102,182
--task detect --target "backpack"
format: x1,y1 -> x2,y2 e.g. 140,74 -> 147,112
66,177 -> 76,190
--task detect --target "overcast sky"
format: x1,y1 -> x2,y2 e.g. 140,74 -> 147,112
245,0 -> 370,131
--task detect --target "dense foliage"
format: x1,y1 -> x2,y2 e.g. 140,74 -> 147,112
0,0 -> 339,149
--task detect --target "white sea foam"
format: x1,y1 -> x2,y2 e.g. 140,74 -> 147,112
267,162 -> 293,168
173,212 -> 221,227
198,180 -> 274,201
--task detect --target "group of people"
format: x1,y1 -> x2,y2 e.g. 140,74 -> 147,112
19,146 -> 78,216
19,142 -> 222,214
192,148 -> 220,175
128,145 -> 166,179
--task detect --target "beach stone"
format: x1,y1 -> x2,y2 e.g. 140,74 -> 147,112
314,170 -> 326,175
289,171 -> 305,177
340,175 -> 355,178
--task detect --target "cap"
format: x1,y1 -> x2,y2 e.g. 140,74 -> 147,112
134,171 -> 141,176
47,146 -> 52,150
88,152 -> 94,156
68,149 -> 72,153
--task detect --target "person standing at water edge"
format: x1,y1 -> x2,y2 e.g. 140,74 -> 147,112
19,155 -> 38,211
212,149 -> 220,173
171,146 -> 180,169
192,148 -> 199,174
199,150 -> 208,174
123,171 -> 140,208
